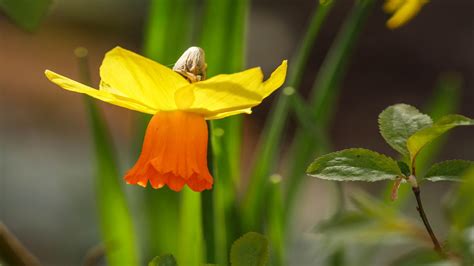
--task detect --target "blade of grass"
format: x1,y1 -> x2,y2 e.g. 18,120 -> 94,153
285,0 -> 376,216
242,0 -> 335,232
199,0 -> 248,264
139,0 -> 195,257
75,48 -> 138,266
177,188 -> 204,266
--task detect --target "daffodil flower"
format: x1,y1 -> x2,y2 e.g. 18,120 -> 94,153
384,0 -> 428,29
45,46 -> 287,192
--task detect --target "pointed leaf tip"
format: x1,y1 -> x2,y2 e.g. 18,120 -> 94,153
424,160 -> 474,182
407,114 -> 474,164
378,103 -> 432,157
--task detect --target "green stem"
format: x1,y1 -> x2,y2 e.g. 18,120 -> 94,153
140,0 -> 195,257
285,0 -> 375,216
178,188 -> 204,266
200,0 -> 248,263
242,0 -> 335,232
267,175 -> 285,266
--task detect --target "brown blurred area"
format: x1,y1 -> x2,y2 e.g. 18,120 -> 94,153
0,0 -> 473,265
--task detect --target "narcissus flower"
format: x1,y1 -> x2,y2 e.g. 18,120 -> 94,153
384,0 -> 428,29
45,46 -> 287,192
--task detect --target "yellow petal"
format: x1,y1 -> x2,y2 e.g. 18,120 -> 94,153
176,60 -> 287,119
205,108 -> 252,120
386,0 -> 425,29
45,70 -> 156,114
100,46 -> 189,110
261,60 -> 288,98
383,0 -> 405,13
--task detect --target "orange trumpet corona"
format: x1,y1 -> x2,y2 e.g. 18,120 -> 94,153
125,111 -> 213,192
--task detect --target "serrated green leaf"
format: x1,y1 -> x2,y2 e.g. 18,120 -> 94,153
230,232 -> 269,266
306,148 -> 402,182
407,114 -> 474,165
148,254 -> 177,266
0,0 -> 51,31
424,160 -> 474,182
378,104 -> 432,157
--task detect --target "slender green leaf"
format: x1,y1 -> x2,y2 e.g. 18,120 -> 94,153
390,249 -> 446,266
243,0 -> 336,232
286,0 -> 375,214
200,0 -> 248,263
424,160 -> 474,182
0,0 -> 51,31
178,188 -> 204,266
141,0 -> 195,257
316,193 -> 426,247
230,232 -> 269,266
307,148 -> 401,182
148,254 -> 177,266
407,114 -> 474,165
75,48 -> 138,266
87,99 -> 138,266
316,211 -> 370,234
378,103 -> 432,157
351,192 -> 398,220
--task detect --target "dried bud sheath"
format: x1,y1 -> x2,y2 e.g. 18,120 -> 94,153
173,47 -> 207,83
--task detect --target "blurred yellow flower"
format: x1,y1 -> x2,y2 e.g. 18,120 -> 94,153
45,47 -> 287,192
384,0 -> 428,29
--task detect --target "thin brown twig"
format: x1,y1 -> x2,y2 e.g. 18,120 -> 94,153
82,243 -> 106,266
0,222 -> 41,266
411,186 -> 444,255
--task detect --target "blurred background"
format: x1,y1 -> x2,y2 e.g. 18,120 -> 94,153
0,0 -> 473,265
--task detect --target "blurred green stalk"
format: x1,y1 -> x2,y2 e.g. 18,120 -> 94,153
75,48 -> 138,266
242,0 -> 335,232
140,0 -> 195,257
416,73 -> 462,174
285,0 -> 375,216
199,0 -> 248,264
267,175 -> 285,266
178,188 -> 204,266
0,0 -> 51,31
242,1 -> 335,231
